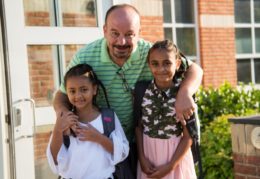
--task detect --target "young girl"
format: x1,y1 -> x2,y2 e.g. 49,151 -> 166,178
135,40 -> 196,179
46,64 -> 129,179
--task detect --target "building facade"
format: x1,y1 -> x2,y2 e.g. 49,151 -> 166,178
0,0 -> 259,178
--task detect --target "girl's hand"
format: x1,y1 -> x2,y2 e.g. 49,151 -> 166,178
147,163 -> 172,178
140,156 -> 157,175
55,111 -> 78,134
76,124 -> 102,142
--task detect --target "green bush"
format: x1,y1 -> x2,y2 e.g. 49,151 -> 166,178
195,82 -> 260,178
200,114 -> 234,179
196,82 -> 260,130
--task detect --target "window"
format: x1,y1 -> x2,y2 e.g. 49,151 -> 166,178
22,0 -> 107,107
27,44 -> 83,107
235,0 -> 260,84
23,0 -> 98,27
162,0 -> 198,62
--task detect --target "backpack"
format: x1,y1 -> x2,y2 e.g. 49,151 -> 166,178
62,108 -> 134,179
133,80 -> 204,179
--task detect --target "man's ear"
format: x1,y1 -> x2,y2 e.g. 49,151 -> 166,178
103,25 -> 107,34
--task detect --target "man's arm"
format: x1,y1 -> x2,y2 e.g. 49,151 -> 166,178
53,90 -> 72,116
175,63 -> 203,123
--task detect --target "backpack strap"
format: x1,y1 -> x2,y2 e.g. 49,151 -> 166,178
133,81 -> 150,127
101,108 -> 115,137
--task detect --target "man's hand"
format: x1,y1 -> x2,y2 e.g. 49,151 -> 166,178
175,91 -> 196,125
55,111 -> 78,134
175,62 -> 203,124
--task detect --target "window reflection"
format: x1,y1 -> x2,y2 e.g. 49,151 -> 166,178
175,0 -> 194,23
162,0 -> 172,23
254,0 -> 260,22
235,28 -> 252,54
64,45 -> 84,66
235,0 -> 251,23
61,0 -> 97,27
255,28 -> 260,53
164,28 -> 173,41
237,60 -> 251,84
254,59 -> 260,83
23,0 -> 54,26
176,28 -> 196,56
23,0 -> 98,27
27,45 -> 58,107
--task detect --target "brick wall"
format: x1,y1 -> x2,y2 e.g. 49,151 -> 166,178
233,154 -> 260,178
140,16 -> 164,43
198,0 -> 237,87
34,132 -> 52,161
230,120 -> 260,179
27,45 -> 55,107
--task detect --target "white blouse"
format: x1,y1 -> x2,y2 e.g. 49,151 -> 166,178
46,113 -> 129,179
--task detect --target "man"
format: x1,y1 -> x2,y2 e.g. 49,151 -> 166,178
53,3 -> 203,177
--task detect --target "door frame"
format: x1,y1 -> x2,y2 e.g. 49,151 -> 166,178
1,0 -> 113,178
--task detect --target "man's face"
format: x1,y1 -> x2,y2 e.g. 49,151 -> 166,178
103,8 -> 140,65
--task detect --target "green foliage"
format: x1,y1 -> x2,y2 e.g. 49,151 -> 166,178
200,115 -> 234,179
195,82 -> 260,178
196,82 -> 260,130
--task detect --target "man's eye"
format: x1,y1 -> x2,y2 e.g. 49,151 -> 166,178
111,31 -> 119,38
126,33 -> 135,38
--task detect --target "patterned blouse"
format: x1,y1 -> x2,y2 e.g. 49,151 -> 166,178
141,78 -> 184,139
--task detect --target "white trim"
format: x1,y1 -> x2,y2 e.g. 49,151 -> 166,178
24,27 -> 103,45
0,17 -> 10,179
251,58 -> 255,83
200,15 -> 234,28
194,0 -> 200,65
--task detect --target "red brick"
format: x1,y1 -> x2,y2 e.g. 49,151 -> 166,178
234,163 -> 257,176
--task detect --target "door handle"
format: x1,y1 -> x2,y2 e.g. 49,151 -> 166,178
12,98 -> 36,140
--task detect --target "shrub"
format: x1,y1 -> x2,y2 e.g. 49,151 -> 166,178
200,114 -> 234,179
196,82 -> 260,130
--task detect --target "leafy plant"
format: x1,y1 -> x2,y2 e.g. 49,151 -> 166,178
200,114 -> 234,179
196,82 -> 260,131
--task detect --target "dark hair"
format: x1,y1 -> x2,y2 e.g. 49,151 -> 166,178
147,39 -> 184,62
64,64 -> 110,108
104,4 -> 140,24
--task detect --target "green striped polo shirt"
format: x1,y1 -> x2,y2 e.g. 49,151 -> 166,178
60,38 -> 152,140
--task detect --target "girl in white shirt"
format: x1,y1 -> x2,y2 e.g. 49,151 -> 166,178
46,64 -> 129,179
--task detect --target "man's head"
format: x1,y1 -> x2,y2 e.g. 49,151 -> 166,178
103,4 -> 141,66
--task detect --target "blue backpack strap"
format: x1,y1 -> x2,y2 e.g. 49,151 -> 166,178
133,81 -> 150,127
101,108 -> 115,137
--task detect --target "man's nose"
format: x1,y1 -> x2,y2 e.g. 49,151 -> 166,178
117,35 -> 127,45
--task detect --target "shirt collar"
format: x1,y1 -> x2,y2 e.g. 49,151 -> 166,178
150,80 -> 172,98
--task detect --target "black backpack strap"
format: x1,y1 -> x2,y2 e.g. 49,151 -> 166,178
133,81 -> 150,127
101,108 -> 115,137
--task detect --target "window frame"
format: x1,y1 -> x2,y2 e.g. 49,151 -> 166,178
235,0 -> 260,86
162,0 -> 200,64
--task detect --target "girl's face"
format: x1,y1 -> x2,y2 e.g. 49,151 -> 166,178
66,76 -> 97,110
148,49 -> 181,89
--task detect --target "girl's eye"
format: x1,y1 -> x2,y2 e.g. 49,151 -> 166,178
81,88 -> 88,92
69,90 -> 75,95
151,63 -> 158,67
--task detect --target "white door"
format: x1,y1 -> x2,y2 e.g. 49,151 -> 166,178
2,0 -> 112,178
